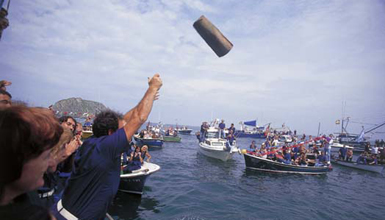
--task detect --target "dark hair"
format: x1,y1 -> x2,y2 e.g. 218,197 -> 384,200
0,89 -> 12,98
92,110 -> 123,137
0,105 -> 63,198
59,116 -> 77,134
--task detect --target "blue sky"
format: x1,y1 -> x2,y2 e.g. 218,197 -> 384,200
1,0 -> 385,138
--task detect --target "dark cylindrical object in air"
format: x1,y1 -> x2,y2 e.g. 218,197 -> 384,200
193,15 -> 233,57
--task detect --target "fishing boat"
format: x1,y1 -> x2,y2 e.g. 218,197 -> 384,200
119,162 -> 161,194
334,118 -> 385,152
163,135 -> 181,143
133,134 -> 163,149
198,127 -> 239,161
176,126 -> 193,135
331,159 -> 384,174
243,153 -> 332,174
234,120 -> 268,138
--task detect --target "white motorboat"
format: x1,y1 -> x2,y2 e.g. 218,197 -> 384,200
278,135 -> 293,143
331,159 -> 384,174
198,127 -> 239,161
119,162 -> 161,194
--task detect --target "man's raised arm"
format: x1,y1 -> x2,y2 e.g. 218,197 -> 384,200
123,74 -> 162,141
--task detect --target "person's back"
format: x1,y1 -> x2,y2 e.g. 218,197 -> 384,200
339,147 -> 347,160
53,74 -> 162,220
59,128 -> 128,219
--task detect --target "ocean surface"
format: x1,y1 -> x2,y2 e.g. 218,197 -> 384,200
108,133 -> 385,220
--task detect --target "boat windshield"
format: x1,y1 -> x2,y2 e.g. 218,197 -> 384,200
206,131 -> 219,139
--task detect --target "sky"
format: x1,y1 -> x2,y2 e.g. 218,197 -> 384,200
1,0 -> 385,138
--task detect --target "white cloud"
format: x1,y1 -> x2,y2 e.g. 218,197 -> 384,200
1,0 -> 384,136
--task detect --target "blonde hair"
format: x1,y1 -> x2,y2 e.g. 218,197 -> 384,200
141,145 -> 148,151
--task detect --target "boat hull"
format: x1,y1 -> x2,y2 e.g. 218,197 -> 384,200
198,142 -> 237,161
163,136 -> 181,142
119,162 -> 161,194
178,130 -> 192,135
332,160 -> 384,173
244,153 -> 332,174
119,174 -> 149,194
134,136 -> 163,149
330,143 -> 354,153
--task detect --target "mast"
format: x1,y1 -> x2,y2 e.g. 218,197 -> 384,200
317,122 -> 321,137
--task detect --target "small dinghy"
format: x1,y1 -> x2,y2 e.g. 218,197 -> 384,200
119,162 -> 160,194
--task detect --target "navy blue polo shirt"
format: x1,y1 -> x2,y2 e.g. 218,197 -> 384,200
60,128 -> 129,220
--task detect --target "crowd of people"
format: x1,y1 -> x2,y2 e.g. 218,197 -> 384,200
353,142 -> 385,165
248,134 -> 335,167
0,74 -> 162,220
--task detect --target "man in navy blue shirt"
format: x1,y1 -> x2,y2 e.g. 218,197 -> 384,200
53,74 -> 162,220
228,123 -> 236,135
218,120 -> 225,139
338,145 -> 347,160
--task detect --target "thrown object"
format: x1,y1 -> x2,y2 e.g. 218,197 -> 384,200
193,15 -> 233,57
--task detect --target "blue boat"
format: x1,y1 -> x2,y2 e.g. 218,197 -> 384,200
234,120 -> 268,139
133,135 -> 163,149
243,153 -> 332,174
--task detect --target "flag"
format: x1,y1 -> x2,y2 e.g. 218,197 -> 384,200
356,129 -> 365,143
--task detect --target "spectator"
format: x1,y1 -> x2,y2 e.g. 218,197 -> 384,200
36,128 -> 73,208
53,74 -> 162,220
218,120 -> 226,139
0,105 -> 63,220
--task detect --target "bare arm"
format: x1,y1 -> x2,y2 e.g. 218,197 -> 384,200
146,152 -> 151,162
129,152 -> 134,162
123,74 -> 162,141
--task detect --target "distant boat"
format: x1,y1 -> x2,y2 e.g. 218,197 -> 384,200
82,121 -> 93,139
163,135 -> 181,143
133,134 -> 163,149
278,135 -> 293,144
330,142 -> 354,153
119,162 -> 161,194
234,120 -> 268,139
198,127 -> 239,161
243,153 -> 332,174
81,130 -> 93,139
176,127 -> 192,135
334,117 -> 385,152
331,159 -> 384,174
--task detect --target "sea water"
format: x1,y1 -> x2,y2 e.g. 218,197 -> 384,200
108,133 -> 385,220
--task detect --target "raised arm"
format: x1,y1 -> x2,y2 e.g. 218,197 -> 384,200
123,74 -> 162,141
